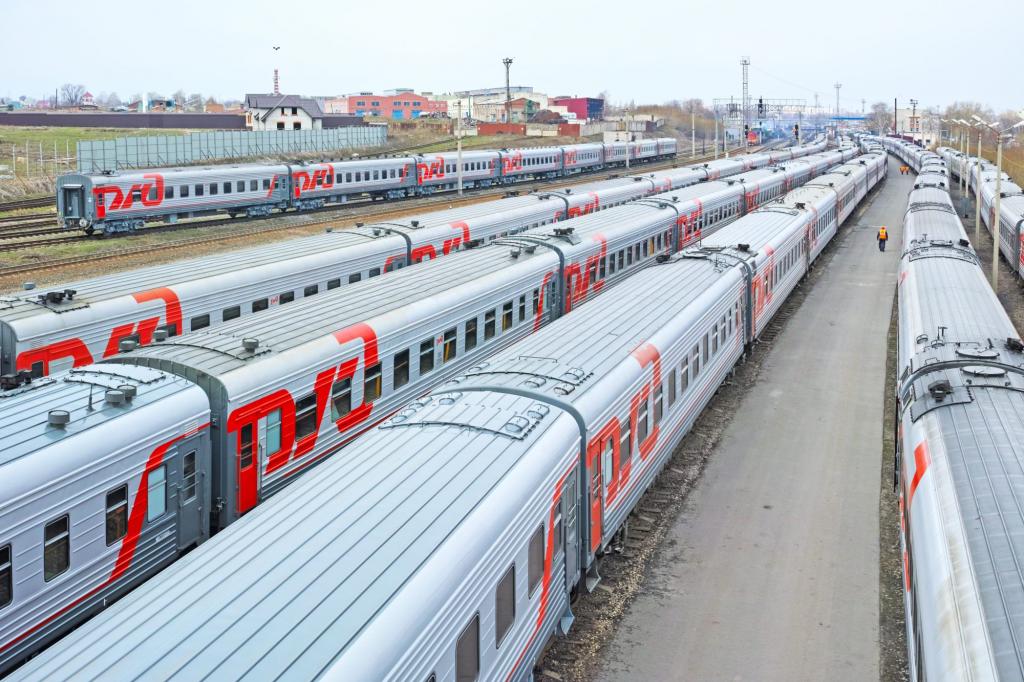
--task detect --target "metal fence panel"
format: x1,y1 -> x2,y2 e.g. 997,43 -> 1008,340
77,127 -> 387,172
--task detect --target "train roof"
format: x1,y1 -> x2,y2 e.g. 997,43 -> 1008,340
11,389 -> 581,680
107,243 -> 547,380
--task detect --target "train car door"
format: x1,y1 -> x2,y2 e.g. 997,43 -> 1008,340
585,438 -> 606,554
61,184 -> 84,221
562,470 -> 580,588
174,435 -> 206,549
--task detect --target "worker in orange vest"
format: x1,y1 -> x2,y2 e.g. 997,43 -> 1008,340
877,226 -> 889,252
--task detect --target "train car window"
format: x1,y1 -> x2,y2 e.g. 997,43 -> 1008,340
279,291 -> 295,304
502,302 -> 513,332
419,339 -> 434,375
209,183 -> 218,196
364,363 -> 382,402
0,545 -> 10,609
442,328 -> 457,363
393,350 -> 410,389
608,254 -> 616,275
588,265 -> 597,285
223,182 -> 232,194
692,345 -> 701,378
465,318 -> 478,351
721,315 -> 728,344
642,240 -> 649,258
712,324 -> 719,355
147,466 -> 167,521
702,335 -> 710,364
519,295 -> 526,322
164,186 -> 173,200
373,170 -> 380,181
190,314 -> 210,331
179,185 -> 189,198
237,181 -> 246,193
43,516 -> 70,581
195,184 -> 204,197
183,451 -> 197,501
626,248 -> 633,266
634,244 -> 641,262
223,306 -> 241,322
532,289 -> 540,314
528,525 -> 545,597
239,424 -> 254,472
304,284 -> 318,297
252,298 -> 269,313
484,310 -> 496,340
599,258 -> 607,279
263,178 -> 271,190
369,268 -> 381,278
637,400 -> 650,444
148,187 -> 158,202
348,273 -> 361,284
346,172 -> 353,183
327,278 -> 341,290
495,565 -> 516,647
295,394 -> 318,439
654,384 -> 664,425
266,410 -> 282,453
105,485 -> 128,545
602,439 -> 614,489
455,614 -> 480,682
668,368 -> 677,406
331,379 -> 352,420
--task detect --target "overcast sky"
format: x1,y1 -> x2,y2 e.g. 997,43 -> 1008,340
4,0 -> 1021,113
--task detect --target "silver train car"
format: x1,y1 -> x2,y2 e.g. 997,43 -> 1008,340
4,140 -> 829,380
887,142 -> 1024,680
939,146 -> 1024,279
9,150 -> 886,681
0,145 -> 841,674
55,139 -> 680,234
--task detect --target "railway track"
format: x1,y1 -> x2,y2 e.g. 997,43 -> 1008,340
0,196 -> 53,213
0,143 -> 781,275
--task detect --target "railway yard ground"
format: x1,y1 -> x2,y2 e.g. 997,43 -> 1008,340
538,156 -> 912,681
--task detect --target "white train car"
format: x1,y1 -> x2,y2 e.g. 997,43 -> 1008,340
10,147 -> 887,682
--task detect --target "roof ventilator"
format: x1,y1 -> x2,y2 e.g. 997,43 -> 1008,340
153,329 -> 168,342
119,339 -> 137,353
737,243 -> 751,252
105,389 -> 126,406
928,379 -> 953,402
242,338 -> 260,353
1006,338 -> 1024,352
48,410 -> 70,428
118,384 -> 137,401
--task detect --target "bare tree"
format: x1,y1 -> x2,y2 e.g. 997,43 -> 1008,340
59,83 -> 86,106
188,92 -> 204,111
106,92 -> 122,108
868,101 -> 892,135
172,89 -> 187,109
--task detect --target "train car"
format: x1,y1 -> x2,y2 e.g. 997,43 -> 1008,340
57,162 -> 292,233
562,142 -> 605,174
498,146 -> 564,180
0,365 -> 211,674
893,149 -> 1024,681
9,147 -> 886,682
0,148 -> 848,674
11,141 -> 832,380
289,156 -> 417,207
938,146 -> 1024,280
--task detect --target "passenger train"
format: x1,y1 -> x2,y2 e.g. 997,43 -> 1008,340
6,147 -> 887,679
0,143 -> 845,674
3,140 -> 828,379
877,135 -> 1024,681
56,139 -> 682,234
938,145 -> 1024,280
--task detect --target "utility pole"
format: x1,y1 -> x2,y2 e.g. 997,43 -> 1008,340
909,99 -> 918,139
861,98 -> 866,114
741,56 -> 751,132
714,111 -> 719,160
893,98 -> 898,136
975,130 -> 983,244
456,100 -> 463,196
691,110 -> 696,159
993,134 -> 1003,289
624,110 -> 630,170
833,82 -> 841,138
502,57 -> 513,124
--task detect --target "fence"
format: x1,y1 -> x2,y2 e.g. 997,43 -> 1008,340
76,127 -> 388,172
2,141 -> 76,180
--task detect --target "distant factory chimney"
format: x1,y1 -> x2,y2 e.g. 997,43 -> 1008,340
273,69 -> 280,96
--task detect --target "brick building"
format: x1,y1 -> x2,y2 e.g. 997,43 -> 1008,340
326,91 -> 447,119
